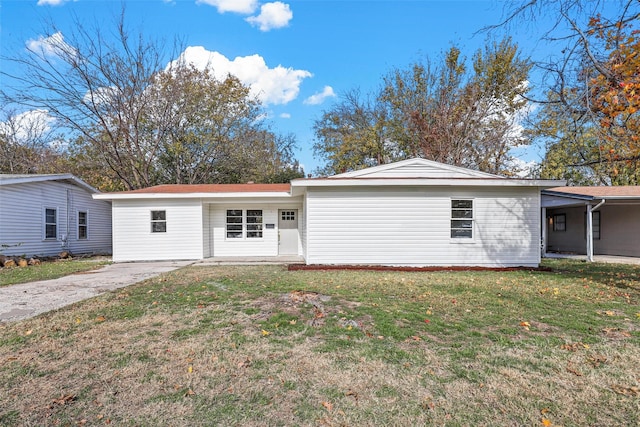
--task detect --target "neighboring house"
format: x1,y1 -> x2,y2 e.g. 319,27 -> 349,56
94,158 -> 562,267
0,174 -> 112,257
542,186 -> 640,260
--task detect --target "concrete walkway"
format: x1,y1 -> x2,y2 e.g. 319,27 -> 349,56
544,253 -> 640,265
0,260 -> 193,323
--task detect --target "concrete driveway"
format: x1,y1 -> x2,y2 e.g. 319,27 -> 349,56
0,260 -> 193,323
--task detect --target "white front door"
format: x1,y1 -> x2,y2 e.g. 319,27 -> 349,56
278,209 -> 299,255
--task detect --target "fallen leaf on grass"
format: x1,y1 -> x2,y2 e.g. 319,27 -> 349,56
49,394 -> 76,408
345,389 -> 359,401
520,321 -> 530,331
566,363 -> 583,376
602,328 -> 632,339
588,355 -> 608,368
187,365 -> 193,374
237,358 -> 251,368
610,384 -> 640,396
185,388 -> 195,397
25,330 -> 32,336
261,329 -> 270,336
321,401 -> 333,411
561,342 -> 589,352
541,418 -> 553,426
95,316 -> 106,322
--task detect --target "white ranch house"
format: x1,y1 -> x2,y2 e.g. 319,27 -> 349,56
94,158 -> 562,267
0,174 -> 112,257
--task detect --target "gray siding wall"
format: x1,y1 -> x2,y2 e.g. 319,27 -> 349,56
547,204 -> 640,257
305,186 -> 541,267
0,181 -> 112,257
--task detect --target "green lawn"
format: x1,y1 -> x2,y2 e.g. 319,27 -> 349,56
0,258 -> 109,287
0,259 -> 638,426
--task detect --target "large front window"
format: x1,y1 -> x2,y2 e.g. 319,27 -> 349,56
226,209 -> 263,239
451,200 -> 473,239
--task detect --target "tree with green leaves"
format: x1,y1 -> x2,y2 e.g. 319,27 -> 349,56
493,0 -> 640,184
313,38 -> 532,176
1,9 -> 302,190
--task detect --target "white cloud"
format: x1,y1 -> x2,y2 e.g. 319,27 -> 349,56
246,2 -> 292,31
0,109 -> 56,143
279,113 -> 291,119
197,0 -> 258,14
170,46 -> 312,105
507,158 -> 539,178
37,0 -> 68,5
26,32 -> 76,59
304,86 -> 336,105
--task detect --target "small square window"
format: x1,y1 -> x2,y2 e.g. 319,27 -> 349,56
281,211 -> 295,221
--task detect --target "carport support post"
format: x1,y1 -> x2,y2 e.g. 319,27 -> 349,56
586,203 -> 594,262
541,207 -> 547,256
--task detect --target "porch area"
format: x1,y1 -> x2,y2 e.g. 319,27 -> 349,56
544,252 -> 640,266
195,255 -> 305,265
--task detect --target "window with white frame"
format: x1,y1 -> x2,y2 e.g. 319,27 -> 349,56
44,208 -> 57,239
451,200 -> 473,239
226,209 -> 263,239
151,210 -> 167,233
78,211 -> 88,239
246,210 -> 263,238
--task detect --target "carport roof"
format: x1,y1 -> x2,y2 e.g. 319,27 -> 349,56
543,186 -> 640,200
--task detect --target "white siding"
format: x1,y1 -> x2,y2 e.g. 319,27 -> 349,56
209,203 -> 302,257
111,199 -> 203,262
305,187 -> 541,267
202,204 -> 211,258
300,194 -> 308,259
353,163 -> 486,178
0,181 -> 112,257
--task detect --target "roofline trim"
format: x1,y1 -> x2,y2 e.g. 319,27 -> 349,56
93,191 -> 294,200
0,174 -> 100,194
542,190 -> 640,201
292,178 -> 564,188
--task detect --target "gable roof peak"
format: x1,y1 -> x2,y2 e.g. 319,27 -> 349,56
330,158 -> 502,179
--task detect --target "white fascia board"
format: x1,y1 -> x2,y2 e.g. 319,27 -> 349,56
93,191 -> 293,200
0,173 -> 99,194
291,178 -> 565,188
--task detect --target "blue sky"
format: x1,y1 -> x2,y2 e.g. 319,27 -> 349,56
2,0 -> 561,174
